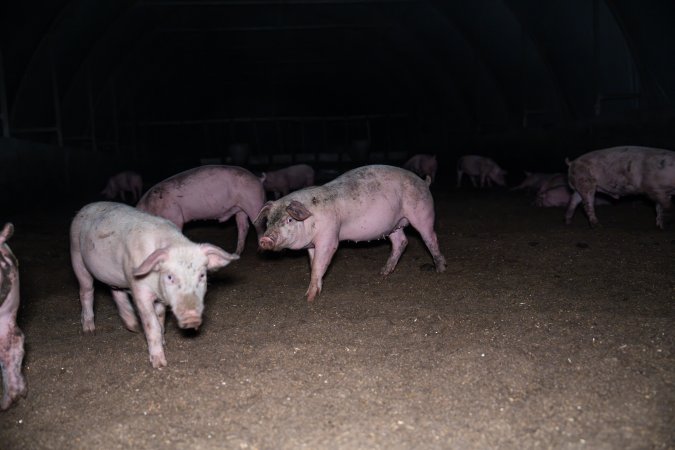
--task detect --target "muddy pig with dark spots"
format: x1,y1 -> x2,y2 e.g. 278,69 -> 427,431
137,165 -> 265,255
0,223 -> 27,409
70,202 -> 238,368
260,164 -> 315,199
403,154 -> 438,183
254,165 -> 447,302
565,146 -> 675,228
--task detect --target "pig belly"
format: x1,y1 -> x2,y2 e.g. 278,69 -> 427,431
338,210 -> 405,242
178,190 -> 239,222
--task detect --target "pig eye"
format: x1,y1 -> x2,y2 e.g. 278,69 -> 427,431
199,272 -> 206,282
287,217 -> 294,224
166,274 -> 175,284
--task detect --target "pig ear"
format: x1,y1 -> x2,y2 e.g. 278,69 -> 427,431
286,200 -> 312,221
253,201 -> 273,228
133,248 -> 169,277
200,244 -> 239,271
0,223 -> 14,244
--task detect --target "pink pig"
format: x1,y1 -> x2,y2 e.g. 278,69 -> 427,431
70,202 -> 238,368
565,146 -> 675,228
456,155 -> 507,188
137,165 -> 266,255
254,165 -> 446,302
0,223 -> 27,409
101,171 -> 143,203
403,154 -> 438,183
260,164 -> 315,199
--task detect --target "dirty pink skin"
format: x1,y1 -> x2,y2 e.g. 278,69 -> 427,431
403,154 -> 438,183
137,165 -> 266,255
260,164 -> 315,199
456,155 -> 507,188
70,202 -> 238,368
0,223 -> 27,409
255,165 -> 447,302
565,146 -> 675,229
511,172 -> 560,191
101,171 -> 143,203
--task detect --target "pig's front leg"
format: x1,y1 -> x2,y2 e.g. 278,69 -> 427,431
0,324 -> 27,410
111,289 -> 140,332
154,301 -> 167,345
234,211 -> 249,255
133,288 -> 167,368
305,239 -> 338,302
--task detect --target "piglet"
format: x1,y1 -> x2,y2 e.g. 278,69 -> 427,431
0,223 -> 27,409
456,155 -> 507,188
137,165 -> 265,255
260,164 -> 315,199
565,146 -> 675,228
255,165 -> 446,302
101,171 -> 143,204
70,202 -> 238,368
403,154 -> 438,183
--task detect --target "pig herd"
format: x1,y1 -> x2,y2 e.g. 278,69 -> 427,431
1,145 -> 674,410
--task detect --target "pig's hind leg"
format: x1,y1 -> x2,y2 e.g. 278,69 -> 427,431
111,289 -> 140,332
408,216 -> 446,273
0,324 -> 27,409
650,191 -> 673,229
234,211 -> 250,255
380,228 -> 408,276
70,251 -> 96,333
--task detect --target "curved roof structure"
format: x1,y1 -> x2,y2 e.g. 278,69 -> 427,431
2,0 -> 674,170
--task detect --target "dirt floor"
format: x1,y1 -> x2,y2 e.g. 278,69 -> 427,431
0,189 -> 673,449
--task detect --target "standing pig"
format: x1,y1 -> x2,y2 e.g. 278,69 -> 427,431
0,223 -> 27,409
511,172 -> 559,191
260,164 -> 315,199
565,146 -> 675,228
255,165 -> 447,302
403,154 -> 438,183
456,155 -> 507,188
70,202 -> 238,368
101,171 -> 143,203
137,165 -> 265,255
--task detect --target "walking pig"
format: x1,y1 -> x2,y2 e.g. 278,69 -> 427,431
565,146 -> 675,229
101,171 -> 143,203
70,202 -> 238,368
456,155 -> 507,188
137,165 -> 265,255
260,164 -> 315,199
403,154 -> 438,183
254,165 -> 447,302
0,223 -> 27,409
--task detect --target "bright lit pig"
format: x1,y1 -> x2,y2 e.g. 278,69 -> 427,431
456,155 -> 507,188
0,223 -> 27,409
70,202 -> 238,368
255,165 -> 447,302
137,165 -> 265,255
260,164 -> 315,199
101,171 -> 143,203
565,146 -> 675,228
403,154 -> 438,183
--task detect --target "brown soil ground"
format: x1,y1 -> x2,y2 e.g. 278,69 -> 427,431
0,190 -> 673,449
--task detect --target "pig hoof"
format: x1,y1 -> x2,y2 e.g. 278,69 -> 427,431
150,354 -> 167,369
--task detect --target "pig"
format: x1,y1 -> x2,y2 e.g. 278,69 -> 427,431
565,146 -> 675,228
403,154 -> 438,183
101,171 -> 143,203
260,164 -> 315,199
456,155 -> 507,188
254,165 -> 447,302
511,172 -> 560,191
70,202 -> 238,368
535,185 -> 572,208
0,223 -> 27,409
136,165 -> 266,255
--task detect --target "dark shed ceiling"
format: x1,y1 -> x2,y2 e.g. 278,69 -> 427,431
2,0 -> 675,161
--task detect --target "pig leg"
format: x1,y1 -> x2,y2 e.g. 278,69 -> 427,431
305,239 -> 338,302
111,289 -> 140,332
154,302 -> 166,345
133,288 -> 166,368
380,228 -> 408,276
407,213 -> 447,272
470,175 -> 479,188
456,170 -> 463,188
0,324 -> 27,410
650,192 -> 673,229
71,251 -> 96,333
234,211 -> 249,255
565,191 -> 583,224
579,187 -> 599,227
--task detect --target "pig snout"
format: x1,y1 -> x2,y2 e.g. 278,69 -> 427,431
259,236 -> 275,250
176,310 -> 202,330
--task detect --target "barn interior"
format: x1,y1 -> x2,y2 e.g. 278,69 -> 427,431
1,1 -> 674,449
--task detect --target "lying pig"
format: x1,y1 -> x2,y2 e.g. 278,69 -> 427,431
101,171 -> 143,203
137,165 -> 265,255
511,172 -> 560,191
255,165 -> 447,302
0,223 -> 27,409
565,146 -> 675,228
260,164 -> 315,199
456,155 -> 507,188
70,202 -> 238,368
403,154 -> 438,183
